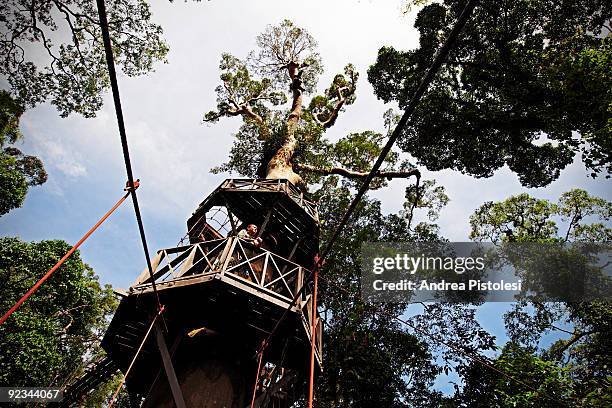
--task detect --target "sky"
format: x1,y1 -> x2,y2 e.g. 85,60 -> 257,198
1,0 -> 610,394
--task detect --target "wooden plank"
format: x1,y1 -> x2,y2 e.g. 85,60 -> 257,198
221,237 -> 238,274
194,244 -> 221,273
283,237 -> 304,275
132,273 -> 216,293
115,330 -> 141,341
176,246 -> 197,277
238,240 -> 259,282
142,330 -> 184,405
295,267 -> 304,300
133,250 -> 164,286
224,197 -> 238,235
217,274 -> 297,311
267,256 -> 294,297
261,252 -> 269,286
164,244 -> 194,254
154,322 -> 187,408
139,246 -> 194,284
259,203 -> 276,236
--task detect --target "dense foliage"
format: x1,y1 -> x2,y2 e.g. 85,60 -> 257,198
462,190 -> 612,407
205,20 -> 419,190
0,90 -> 46,216
0,238 -> 117,389
304,176 -> 504,407
369,0 -> 612,187
1,0 -> 168,117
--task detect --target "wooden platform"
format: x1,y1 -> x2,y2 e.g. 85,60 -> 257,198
101,237 -> 322,395
101,178 -> 322,398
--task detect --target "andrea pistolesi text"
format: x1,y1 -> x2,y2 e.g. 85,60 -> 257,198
372,279 -> 522,292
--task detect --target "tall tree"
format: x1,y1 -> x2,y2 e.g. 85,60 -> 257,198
456,342 -> 577,407
204,19 -> 420,190
0,237 -> 118,390
203,20 -> 507,406
470,189 -> 612,243
0,0 -> 168,213
0,90 -> 46,216
1,0 -> 168,117
368,0 -> 612,187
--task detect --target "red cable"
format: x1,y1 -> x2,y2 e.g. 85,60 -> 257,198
250,342 -> 266,408
308,267 -> 320,408
0,191 -> 131,326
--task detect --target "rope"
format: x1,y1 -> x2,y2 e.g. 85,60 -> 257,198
405,174 -> 421,230
0,191 -> 131,327
307,266 -> 320,408
250,341 -> 266,408
317,273 -> 569,407
95,0 -> 162,312
108,305 -> 165,408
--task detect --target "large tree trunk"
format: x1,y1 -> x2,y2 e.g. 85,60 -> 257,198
266,62 -> 304,188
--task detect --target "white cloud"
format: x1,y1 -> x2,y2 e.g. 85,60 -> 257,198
20,112 -> 89,178
38,139 -> 88,177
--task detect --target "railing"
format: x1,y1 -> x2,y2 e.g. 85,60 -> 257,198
131,237 -> 310,305
130,236 -> 322,364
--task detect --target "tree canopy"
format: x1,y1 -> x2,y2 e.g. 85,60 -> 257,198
1,0 -> 168,117
470,189 -> 612,243
464,190 -> 612,407
205,19 -> 420,190
313,177 -> 503,407
0,237 -> 117,390
368,0 -> 612,187
313,178 -> 440,407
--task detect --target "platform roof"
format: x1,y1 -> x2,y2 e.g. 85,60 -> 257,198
188,179 -> 320,268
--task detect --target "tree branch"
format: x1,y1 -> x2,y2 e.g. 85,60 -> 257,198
206,104 -> 269,140
406,175 -> 421,231
311,113 -> 325,127
295,163 -> 420,180
312,65 -> 357,129
218,81 -> 270,138
53,0 -> 99,25
549,323 -> 574,336
564,204 -> 582,242
551,329 -> 596,360
315,85 -> 349,129
242,104 -> 265,127
52,0 -> 88,67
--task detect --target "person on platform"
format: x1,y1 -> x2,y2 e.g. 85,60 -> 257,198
237,223 -> 262,247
